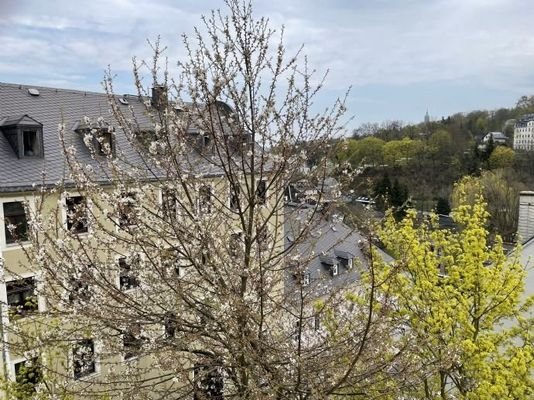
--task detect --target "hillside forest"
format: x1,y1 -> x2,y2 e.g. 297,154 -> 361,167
330,95 -> 534,242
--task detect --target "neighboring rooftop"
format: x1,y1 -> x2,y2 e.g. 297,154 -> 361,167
284,205 -> 392,297
515,113 -> 534,128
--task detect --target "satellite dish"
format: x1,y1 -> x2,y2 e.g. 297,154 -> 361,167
119,97 -> 129,105
28,88 -> 40,96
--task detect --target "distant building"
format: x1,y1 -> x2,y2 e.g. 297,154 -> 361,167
513,114 -> 534,150
482,131 -> 507,145
284,206 -> 391,298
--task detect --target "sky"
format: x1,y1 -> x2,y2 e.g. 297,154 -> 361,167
2,0 -> 534,131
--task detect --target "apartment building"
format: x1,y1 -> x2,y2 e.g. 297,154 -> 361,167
513,113 -> 534,151
0,82 -> 285,398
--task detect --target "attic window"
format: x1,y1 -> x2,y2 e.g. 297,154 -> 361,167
0,115 -> 43,158
96,130 -> 113,156
23,130 -> 39,156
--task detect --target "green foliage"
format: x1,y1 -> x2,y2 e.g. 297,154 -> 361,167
489,146 -> 515,169
377,192 -> 534,399
452,173 -> 524,241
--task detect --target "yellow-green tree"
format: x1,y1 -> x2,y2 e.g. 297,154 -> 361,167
377,179 -> 533,399
488,146 -> 515,170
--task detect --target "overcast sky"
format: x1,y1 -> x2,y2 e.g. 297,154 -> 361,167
2,0 -> 534,129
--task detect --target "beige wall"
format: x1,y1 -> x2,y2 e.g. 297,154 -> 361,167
0,176 -> 284,397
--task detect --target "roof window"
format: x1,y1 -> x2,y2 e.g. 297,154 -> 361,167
0,115 -> 44,158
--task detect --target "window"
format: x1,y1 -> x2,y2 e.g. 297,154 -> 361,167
194,363 -> 224,400
123,324 -> 143,360
164,312 -> 177,339
303,272 -> 311,287
162,249 -> 183,277
22,130 -> 40,156
66,196 -> 88,234
68,275 -> 91,305
96,130 -> 113,156
3,201 -> 28,244
199,239 -> 209,265
256,180 -> 267,205
331,263 -> 339,276
161,188 -> 178,220
117,192 -> 137,228
7,277 -> 37,316
198,186 -> 212,214
256,225 -> 270,252
229,183 -> 240,211
119,256 -> 140,291
14,358 -> 41,394
73,339 -> 96,379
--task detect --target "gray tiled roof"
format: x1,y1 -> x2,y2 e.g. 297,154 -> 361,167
0,82 -> 156,192
0,82 -> 247,193
284,206 -> 392,297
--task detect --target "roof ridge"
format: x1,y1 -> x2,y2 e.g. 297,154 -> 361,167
0,82 -> 138,98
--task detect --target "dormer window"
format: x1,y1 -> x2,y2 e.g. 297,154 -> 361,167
96,130 -> 113,156
73,119 -> 114,157
23,129 -> 39,156
0,115 -> 43,158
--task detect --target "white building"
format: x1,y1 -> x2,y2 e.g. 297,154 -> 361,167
513,114 -> 534,150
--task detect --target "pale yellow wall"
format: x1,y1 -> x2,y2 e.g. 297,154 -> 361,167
0,175 -> 284,397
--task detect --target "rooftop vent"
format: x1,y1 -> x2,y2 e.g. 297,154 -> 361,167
118,97 -> 129,105
28,88 -> 40,96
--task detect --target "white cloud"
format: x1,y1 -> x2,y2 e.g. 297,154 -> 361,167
2,0 -> 534,121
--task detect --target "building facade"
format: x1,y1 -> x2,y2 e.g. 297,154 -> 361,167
513,114 -> 534,150
0,82 -> 286,398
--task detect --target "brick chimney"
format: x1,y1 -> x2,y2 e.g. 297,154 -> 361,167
517,191 -> 534,243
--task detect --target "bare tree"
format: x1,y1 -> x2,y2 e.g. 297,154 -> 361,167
5,1 -> 409,399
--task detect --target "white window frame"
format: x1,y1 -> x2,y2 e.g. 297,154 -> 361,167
116,191 -> 138,230
228,181 -> 240,211
0,196 -> 35,250
9,355 -> 42,383
3,272 -> 45,319
160,187 -> 180,221
122,323 -> 144,362
303,272 -> 311,286
62,192 -> 91,236
197,185 -> 213,215
116,254 -> 142,292
71,337 -> 100,380
331,263 -> 339,277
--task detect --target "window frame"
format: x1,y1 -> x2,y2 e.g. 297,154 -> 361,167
65,195 -> 89,234
229,182 -> 240,211
117,191 -> 138,228
6,276 -> 38,317
198,185 -> 213,215
22,128 -> 42,157
123,323 -> 144,361
72,338 -> 97,379
161,187 -> 178,221
95,129 -> 114,157
2,200 -> 29,245
118,255 -> 141,291
12,357 -> 42,392
255,179 -> 267,205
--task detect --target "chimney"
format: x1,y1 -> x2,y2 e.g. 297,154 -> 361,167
517,191 -> 534,243
151,85 -> 167,110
